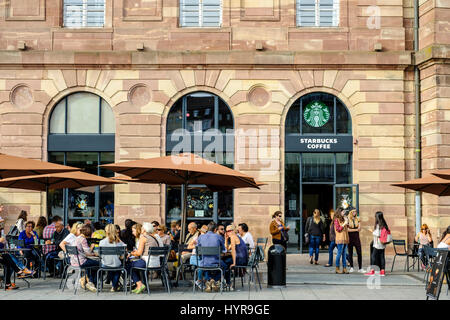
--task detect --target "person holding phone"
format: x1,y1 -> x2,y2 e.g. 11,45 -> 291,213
334,210 -> 349,274
18,221 -> 41,273
270,211 -> 290,249
415,224 -> 433,268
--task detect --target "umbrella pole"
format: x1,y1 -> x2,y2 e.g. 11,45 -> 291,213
180,183 -> 187,244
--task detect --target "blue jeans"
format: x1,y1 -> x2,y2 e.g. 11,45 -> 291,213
106,270 -> 121,288
335,244 -> 348,268
127,259 -> 146,284
328,241 -> 336,266
190,255 -> 204,282
309,236 -> 321,261
81,258 -> 100,285
200,260 -> 228,283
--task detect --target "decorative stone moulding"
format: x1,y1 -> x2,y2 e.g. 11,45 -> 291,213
10,84 -> 33,109
248,85 -> 271,107
129,84 -> 151,106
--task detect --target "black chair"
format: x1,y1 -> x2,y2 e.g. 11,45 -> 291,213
175,243 -> 195,283
192,246 -> 224,294
61,246 -> 98,295
58,251 -> 71,289
256,238 -> 268,261
422,245 -> 438,284
390,240 -> 419,272
231,245 -> 262,292
128,246 -> 171,296
96,246 -> 128,295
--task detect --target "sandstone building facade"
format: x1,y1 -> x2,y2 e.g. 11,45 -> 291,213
0,0 -> 449,254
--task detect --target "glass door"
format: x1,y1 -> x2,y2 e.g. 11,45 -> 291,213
334,184 -> 359,213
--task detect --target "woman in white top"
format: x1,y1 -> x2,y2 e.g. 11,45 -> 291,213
437,226 -> 450,249
99,224 -> 126,292
127,222 -> 162,294
59,222 -> 83,254
237,223 -> 255,250
365,211 -> 389,277
132,223 -> 142,250
14,210 -> 27,234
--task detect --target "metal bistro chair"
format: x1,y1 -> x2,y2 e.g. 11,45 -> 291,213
61,246 -> 98,295
175,243 -> 195,283
390,240 -> 419,272
231,245 -> 262,292
129,246 -> 171,296
58,251 -> 71,289
256,238 -> 268,261
96,246 -> 128,295
193,246 -> 224,294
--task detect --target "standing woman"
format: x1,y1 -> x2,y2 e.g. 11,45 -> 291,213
34,216 -> 47,239
347,209 -> 363,273
437,226 -> 450,249
306,209 -> 326,265
269,211 -> 290,249
365,211 -> 389,276
334,210 -> 349,274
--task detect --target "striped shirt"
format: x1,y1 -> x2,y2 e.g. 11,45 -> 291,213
42,223 -> 56,254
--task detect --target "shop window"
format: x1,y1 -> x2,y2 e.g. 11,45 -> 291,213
48,92 -> 115,226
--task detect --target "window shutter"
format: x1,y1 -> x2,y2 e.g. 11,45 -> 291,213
297,0 -> 339,27
180,0 -> 200,27
297,0 -> 316,27
319,0 -> 339,27
63,0 -> 104,28
201,0 -> 221,27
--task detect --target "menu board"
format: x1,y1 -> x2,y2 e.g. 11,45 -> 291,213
426,250 -> 449,300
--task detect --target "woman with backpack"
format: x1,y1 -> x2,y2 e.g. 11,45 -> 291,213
365,211 -> 390,276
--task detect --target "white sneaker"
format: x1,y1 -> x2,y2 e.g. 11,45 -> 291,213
358,269 -> 365,273
349,267 -> 354,273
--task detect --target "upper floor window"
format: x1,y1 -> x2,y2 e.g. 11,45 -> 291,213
180,0 -> 222,28
296,0 -> 339,27
63,0 -> 105,28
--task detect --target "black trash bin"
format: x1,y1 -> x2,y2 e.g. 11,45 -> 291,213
267,244 -> 286,288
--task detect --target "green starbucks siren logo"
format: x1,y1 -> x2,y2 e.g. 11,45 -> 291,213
304,101 -> 330,128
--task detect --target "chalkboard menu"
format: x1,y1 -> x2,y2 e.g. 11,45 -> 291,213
426,250 -> 449,300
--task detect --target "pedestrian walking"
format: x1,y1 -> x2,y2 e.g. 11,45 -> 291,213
365,211 -> 390,276
306,209 -> 325,265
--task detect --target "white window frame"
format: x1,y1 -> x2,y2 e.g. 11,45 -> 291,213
296,0 -> 339,27
180,0 -> 223,28
63,0 -> 105,28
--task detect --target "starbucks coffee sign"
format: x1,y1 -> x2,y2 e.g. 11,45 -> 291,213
285,135 -> 353,153
304,101 -> 330,128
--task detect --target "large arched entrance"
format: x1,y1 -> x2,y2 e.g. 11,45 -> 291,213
284,92 -> 357,253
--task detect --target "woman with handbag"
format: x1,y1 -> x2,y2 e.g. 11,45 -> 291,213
306,209 -> 326,265
365,211 -> 389,276
269,211 -> 290,249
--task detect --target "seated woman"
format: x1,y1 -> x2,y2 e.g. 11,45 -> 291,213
127,222 -> 162,294
18,221 -> 41,272
0,237 -> 34,290
224,224 -> 249,291
99,224 -> 126,292
69,224 -> 100,293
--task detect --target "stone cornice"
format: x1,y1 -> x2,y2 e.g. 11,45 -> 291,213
0,50 -> 412,70
415,45 -> 450,69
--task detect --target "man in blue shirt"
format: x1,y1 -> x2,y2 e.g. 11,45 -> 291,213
197,221 -> 228,292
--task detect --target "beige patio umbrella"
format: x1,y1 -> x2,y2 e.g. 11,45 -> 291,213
391,175 -> 450,196
101,153 -> 260,241
0,153 -> 79,179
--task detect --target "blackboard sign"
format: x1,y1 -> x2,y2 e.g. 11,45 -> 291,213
426,250 -> 449,300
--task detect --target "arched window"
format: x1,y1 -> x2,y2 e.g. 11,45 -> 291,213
165,92 -> 234,227
48,92 -> 115,226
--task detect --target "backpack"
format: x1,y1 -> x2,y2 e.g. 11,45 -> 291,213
380,227 -> 392,245
7,224 -> 19,237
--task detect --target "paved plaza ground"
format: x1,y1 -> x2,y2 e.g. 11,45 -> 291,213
0,254 -> 447,301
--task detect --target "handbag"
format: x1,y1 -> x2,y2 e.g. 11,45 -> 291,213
7,224 -> 19,237
304,233 -> 310,245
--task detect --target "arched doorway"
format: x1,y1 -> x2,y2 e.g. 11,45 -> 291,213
47,92 -> 116,226
165,91 -> 235,229
284,92 -> 357,253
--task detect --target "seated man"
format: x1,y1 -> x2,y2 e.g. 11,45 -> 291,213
196,221 -> 227,293
181,222 -> 199,263
45,219 -> 70,276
